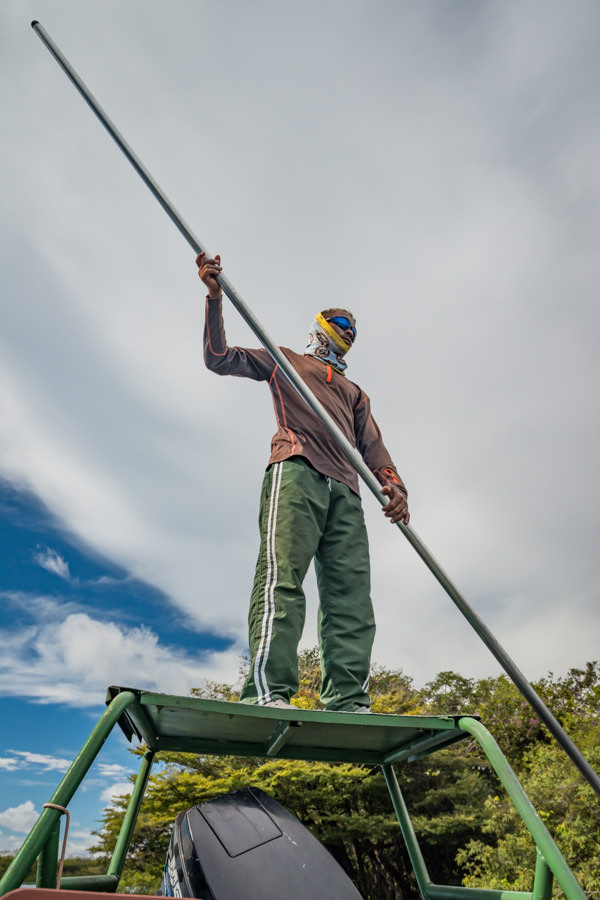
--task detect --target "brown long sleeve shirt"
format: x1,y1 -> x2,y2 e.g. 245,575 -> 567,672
204,297 -> 406,498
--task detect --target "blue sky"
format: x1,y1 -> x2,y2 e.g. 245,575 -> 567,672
1,0 -> 599,860
0,477 -> 234,855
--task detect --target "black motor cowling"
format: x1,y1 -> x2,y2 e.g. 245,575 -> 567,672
159,786 -> 363,899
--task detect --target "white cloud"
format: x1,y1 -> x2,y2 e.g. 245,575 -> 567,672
100,782 -> 133,806
8,751 -> 72,773
0,801 -> 38,834
97,763 -> 131,780
0,835 -> 23,854
33,546 -> 71,581
0,611 -> 241,706
65,827 -> 98,858
0,591 -> 80,622
0,817 -> 100,859
0,758 -> 19,771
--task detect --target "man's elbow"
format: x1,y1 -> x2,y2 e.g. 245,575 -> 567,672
204,350 -> 229,373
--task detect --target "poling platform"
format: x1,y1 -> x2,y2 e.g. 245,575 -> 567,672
0,687 -> 588,900
106,685 -> 469,764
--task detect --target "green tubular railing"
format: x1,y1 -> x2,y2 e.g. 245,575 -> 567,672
34,820 -> 60,889
0,699 -> 588,899
47,750 -> 156,893
0,691 -> 137,897
457,718 -> 584,900
57,876 -> 119,893
382,717 -> 585,900
106,749 -> 155,882
532,851 -> 554,900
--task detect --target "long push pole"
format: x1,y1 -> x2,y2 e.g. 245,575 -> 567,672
31,21 -> 600,800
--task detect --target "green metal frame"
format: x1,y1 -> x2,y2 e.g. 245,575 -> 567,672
0,687 -> 587,900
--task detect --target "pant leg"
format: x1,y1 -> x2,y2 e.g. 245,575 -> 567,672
240,458 -> 329,705
315,479 -> 374,711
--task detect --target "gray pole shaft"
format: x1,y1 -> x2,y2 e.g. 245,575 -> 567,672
31,21 -> 600,800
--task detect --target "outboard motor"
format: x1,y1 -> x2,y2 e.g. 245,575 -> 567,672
159,786 -> 363,899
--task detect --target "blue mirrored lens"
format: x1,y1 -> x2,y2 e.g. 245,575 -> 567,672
328,316 -> 356,337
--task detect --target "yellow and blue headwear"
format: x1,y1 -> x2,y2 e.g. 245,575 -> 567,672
304,308 -> 356,374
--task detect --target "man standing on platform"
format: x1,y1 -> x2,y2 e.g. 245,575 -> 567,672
197,252 -> 409,713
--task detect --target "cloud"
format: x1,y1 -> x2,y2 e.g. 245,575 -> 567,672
97,763 -> 131,780
7,752 -> 72,773
89,575 -> 132,588
65,828 -> 99,858
0,812 -> 99,858
33,546 -> 71,581
0,753 -> 134,856
100,782 -> 133,806
0,801 -> 38,834
0,0 -> 599,696
0,610 -> 241,707
0,833 -> 30,855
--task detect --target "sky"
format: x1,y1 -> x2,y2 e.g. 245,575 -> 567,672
1,0 -> 599,861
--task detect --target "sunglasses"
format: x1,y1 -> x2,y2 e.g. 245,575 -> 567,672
326,316 -> 357,341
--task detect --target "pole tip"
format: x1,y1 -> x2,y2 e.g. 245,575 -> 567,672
31,20 -> 40,28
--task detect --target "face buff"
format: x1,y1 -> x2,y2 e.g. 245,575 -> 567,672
304,312 -> 354,374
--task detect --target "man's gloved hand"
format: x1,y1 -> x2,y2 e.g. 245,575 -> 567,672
381,484 -> 410,525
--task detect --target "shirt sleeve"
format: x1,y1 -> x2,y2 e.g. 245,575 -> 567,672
353,391 -> 408,496
204,296 -> 273,381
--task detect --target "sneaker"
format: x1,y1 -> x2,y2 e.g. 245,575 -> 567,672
264,699 -> 295,709
353,706 -> 371,714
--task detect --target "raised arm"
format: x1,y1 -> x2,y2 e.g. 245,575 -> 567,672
196,252 -> 272,381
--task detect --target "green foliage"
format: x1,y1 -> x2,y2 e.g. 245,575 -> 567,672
422,670 -> 477,714
0,854 -> 105,884
456,706 -> 600,894
293,646 -> 422,714
424,670 -> 547,767
90,653 -> 599,898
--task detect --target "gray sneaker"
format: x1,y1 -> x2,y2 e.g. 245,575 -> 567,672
264,699 -> 295,709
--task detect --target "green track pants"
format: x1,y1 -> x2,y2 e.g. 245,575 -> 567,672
240,457 -> 375,711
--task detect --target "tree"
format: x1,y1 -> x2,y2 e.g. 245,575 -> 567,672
455,665 -> 600,895
456,741 -> 600,893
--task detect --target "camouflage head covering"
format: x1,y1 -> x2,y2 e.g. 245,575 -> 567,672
304,309 -> 356,374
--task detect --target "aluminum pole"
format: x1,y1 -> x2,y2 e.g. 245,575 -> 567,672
31,21 -> 600,800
